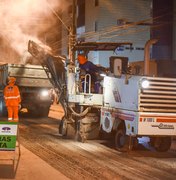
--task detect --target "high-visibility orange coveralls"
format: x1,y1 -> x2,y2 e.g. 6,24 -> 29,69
4,77 -> 21,121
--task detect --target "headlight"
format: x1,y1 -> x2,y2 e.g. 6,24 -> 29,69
141,79 -> 150,88
40,90 -> 49,97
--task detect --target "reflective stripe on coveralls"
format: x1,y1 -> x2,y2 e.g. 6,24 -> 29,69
4,95 -> 20,99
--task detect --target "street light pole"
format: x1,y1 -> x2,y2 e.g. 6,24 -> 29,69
69,0 -> 77,63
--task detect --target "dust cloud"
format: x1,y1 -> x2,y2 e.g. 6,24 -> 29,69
0,0 -> 70,64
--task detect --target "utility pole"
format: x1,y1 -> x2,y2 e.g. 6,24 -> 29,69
69,0 -> 77,63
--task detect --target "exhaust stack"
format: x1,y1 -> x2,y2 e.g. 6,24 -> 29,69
144,39 -> 158,76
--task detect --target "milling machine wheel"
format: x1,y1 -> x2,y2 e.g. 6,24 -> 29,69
131,137 -> 139,150
79,113 -> 100,141
59,119 -> 76,138
115,129 -> 129,152
153,137 -> 172,152
66,122 -> 76,138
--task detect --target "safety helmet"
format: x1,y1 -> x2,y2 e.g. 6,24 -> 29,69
8,77 -> 16,84
77,54 -> 87,65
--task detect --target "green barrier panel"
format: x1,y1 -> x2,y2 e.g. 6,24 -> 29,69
0,121 -> 18,151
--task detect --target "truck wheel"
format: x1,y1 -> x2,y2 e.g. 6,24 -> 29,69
38,106 -> 50,117
59,119 -> 67,136
0,98 -> 7,117
0,100 -> 3,117
115,129 -> 129,152
154,137 -> 172,152
41,107 -> 50,117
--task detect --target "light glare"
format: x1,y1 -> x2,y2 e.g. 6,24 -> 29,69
141,80 -> 149,88
100,73 -> 106,77
41,90 -> 49,97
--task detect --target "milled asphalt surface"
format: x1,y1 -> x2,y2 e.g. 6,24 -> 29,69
0,145 -> 69,180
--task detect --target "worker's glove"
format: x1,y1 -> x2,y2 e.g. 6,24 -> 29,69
18,104 -> 22,110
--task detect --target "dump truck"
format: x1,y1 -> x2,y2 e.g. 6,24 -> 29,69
0,63 -> 53,116
28,40 -> 176,152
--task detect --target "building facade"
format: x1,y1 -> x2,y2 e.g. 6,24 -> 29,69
80,0 -> 152,67
62,0 -> 175,67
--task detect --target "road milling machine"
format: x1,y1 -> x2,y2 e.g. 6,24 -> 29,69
28,40 -> 176,152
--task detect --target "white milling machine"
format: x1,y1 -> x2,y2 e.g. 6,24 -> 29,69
28,40 -> 176,152
101,75 -> 176,151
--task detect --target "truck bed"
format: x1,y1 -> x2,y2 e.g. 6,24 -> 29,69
0,63 -> 52,88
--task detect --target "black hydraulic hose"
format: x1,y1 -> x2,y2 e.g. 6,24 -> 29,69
69,106 -> 91,117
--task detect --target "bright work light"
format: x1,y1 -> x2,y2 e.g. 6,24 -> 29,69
100,73 -> 106,77
141,79 -> 149,88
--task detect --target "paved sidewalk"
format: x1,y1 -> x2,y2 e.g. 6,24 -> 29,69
0,145 -> 69,180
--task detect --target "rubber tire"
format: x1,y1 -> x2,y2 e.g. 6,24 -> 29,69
154,137 -> 172,152
58,119 -> 67,136
40,106 -> 50,117
115,129 -> 129,152
132,137 -> 139,150
59,119 -> 76,138
99,126 -> 112,140
82,123 -> 100,140
80,113 -> 100,140
0,96 -> 7,117
66,122 -> 76,138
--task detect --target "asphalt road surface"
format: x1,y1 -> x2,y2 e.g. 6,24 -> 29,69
19,116 -> 176,180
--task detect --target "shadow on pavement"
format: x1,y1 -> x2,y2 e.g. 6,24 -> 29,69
0,155 -> 20,179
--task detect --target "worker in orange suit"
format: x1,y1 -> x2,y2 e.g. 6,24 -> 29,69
3,77 -> 21,121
